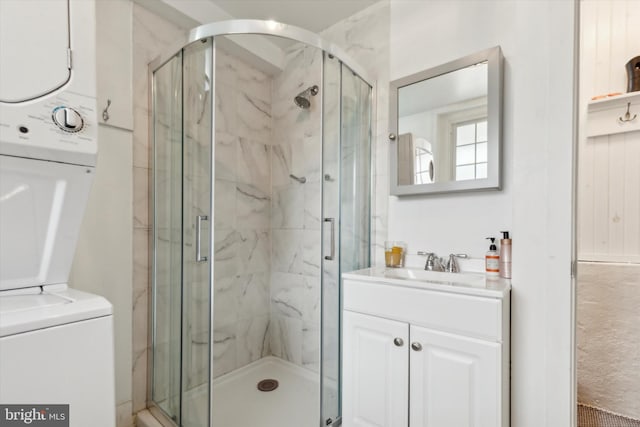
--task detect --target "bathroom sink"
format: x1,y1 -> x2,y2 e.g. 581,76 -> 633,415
382,268 -> 486,287
343,267 -> 510,298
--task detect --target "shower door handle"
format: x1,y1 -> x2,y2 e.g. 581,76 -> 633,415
324,217 -> 335,261
196,215 -> 208,262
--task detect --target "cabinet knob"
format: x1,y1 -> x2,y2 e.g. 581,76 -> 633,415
393,337 -> 404,347
411,342 -> 422,351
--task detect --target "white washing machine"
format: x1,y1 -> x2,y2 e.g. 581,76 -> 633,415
0,1 -> 116,426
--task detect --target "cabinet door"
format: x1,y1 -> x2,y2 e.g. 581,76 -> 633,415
409,325 -> 501,427
343,311 -> 409,427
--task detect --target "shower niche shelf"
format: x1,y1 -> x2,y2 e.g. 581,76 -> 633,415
587,91 -> 640,137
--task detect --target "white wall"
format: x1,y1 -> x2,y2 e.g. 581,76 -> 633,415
69,1 -> 134,426
578,0 -> 640,262
390,1 -> 575,426
399,110 -> 434,144
69,125 -> 133,421
390,2 -> 516,262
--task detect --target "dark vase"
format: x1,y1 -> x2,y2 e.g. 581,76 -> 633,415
626,55 -> 640,92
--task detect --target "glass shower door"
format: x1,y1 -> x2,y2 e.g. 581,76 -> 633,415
338,64 -> 372,276
152,51 -> 183,423
321,53 -> 372,426
181,38 -> 213,427
152,38 -> 213,427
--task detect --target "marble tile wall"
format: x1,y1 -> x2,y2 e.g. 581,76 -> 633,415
270,44 -> 323,372
322,1 -> 391,266
212,45 -> 273,378
339,66 -> 374,272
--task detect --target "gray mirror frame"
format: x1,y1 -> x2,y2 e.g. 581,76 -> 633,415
389,46 -> 503,196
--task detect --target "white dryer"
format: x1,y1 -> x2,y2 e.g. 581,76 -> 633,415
0,1 -> 116,426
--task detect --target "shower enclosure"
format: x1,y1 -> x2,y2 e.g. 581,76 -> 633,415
149,21 -> 372,427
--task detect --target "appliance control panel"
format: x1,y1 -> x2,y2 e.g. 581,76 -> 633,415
0,91 -> 97,167
52,106 -> 85,133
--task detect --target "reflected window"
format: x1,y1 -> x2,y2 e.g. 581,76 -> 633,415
413,137 -> 433,184
454,119 -> 487,181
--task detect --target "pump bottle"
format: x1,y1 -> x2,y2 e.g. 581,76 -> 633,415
499,231 -> 512,279
485,237 -> 500,278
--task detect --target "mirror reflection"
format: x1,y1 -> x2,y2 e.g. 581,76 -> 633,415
389,46 -> 502,196
397,61 -> 488,185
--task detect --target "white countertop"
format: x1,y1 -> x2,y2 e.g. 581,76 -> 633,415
343,266 -> 511,299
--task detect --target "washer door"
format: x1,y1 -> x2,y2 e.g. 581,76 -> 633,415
0,0 -> 70,103
0,156 -> 93,291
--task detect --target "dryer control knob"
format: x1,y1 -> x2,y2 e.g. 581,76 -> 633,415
52,107 -> 84,133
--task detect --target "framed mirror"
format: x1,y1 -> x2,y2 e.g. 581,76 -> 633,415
389,46 -> 503,196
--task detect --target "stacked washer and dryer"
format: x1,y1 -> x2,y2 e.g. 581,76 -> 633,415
0,0 -> 115,425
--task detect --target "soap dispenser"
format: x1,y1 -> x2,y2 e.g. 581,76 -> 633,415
485,237 -> 500,278
499,231 -> 512,279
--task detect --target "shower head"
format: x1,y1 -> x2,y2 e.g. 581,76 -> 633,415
294,85 -> 319,109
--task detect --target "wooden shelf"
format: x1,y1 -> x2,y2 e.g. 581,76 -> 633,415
587,91 -> 640,137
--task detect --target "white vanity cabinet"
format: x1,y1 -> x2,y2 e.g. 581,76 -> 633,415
343,311 -> 409,427
342,269 -> 510,427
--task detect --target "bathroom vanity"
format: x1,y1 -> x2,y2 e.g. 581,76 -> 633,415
342,267 -> 510,427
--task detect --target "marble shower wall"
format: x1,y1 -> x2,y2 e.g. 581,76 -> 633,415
339,68 -> 373,273
322,1 -> 391,266
212,45 -> 272,379
212,39 -> 325,376
269,44 -> 323,372
266,2 -> 388,372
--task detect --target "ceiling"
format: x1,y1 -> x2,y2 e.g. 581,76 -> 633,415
399,63 -> 489,117
210,0 -> 381,33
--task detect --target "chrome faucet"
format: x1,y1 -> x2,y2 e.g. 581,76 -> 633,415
418,251 -> 445,271
445,253 -> 469,273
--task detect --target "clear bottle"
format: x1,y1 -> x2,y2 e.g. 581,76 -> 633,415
485,237 -> 500,278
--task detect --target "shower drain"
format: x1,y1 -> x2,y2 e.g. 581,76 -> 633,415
257,379 -> 279,392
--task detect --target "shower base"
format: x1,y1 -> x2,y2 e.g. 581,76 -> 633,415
181,356 -> 320,427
